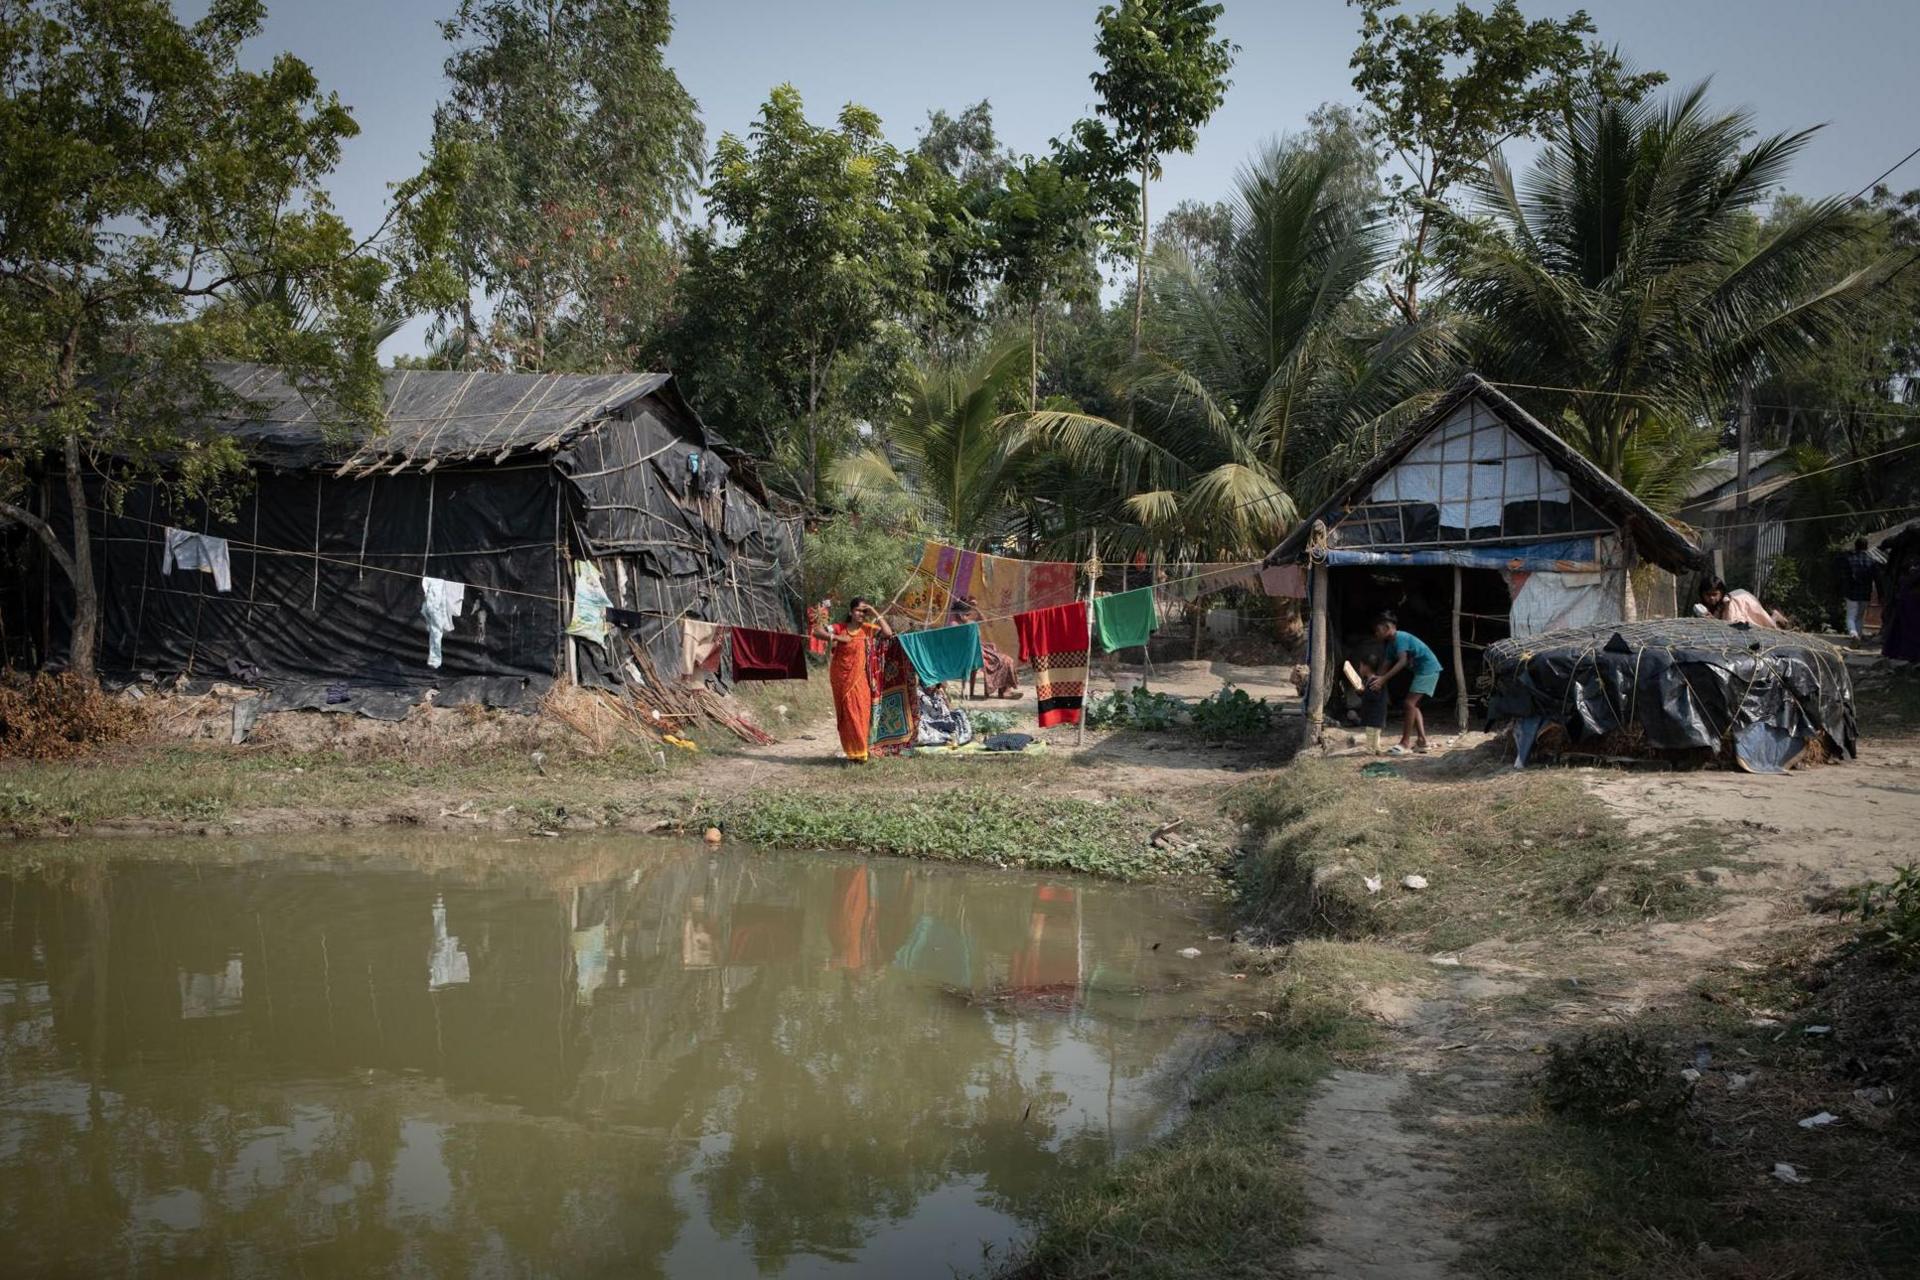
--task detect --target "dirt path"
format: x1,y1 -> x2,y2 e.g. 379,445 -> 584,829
1281,725 -> 1920,1278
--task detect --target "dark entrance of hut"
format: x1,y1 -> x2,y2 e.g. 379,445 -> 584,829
1327,565 -> 1511,730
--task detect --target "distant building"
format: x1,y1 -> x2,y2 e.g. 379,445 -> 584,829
1677,448 -> 1796,594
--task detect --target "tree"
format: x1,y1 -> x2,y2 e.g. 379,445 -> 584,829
1436,86 -> 1893,495
911,101 -> 1010,353
658,86 -> 932,502
1029,141 -> 1448,561
989,156 -> 1102,407
430,0 -> 702,370
1088,0 -> 1236,359
1347,0 -> 1664,322
831,340 -> 1040,547
0,0 -> 460,681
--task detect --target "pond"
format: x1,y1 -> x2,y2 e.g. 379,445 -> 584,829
0,835 -> 1226,1277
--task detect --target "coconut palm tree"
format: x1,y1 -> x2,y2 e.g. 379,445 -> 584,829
1025,140 -> 1448,561
830,338 -> 1041,548
1436,84 -> 1894,493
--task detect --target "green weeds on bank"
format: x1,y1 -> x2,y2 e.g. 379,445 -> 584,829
704,785 -> 1212,879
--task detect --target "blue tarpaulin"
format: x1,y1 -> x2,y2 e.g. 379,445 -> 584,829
1324,537 -> 1602,571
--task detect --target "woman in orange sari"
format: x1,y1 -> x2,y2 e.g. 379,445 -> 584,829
815,598 -> 894,761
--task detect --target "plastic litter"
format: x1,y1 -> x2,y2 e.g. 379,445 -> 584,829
1402,874 -> 1429,891
1771,1162 -> 1810,1185
1176,947 -> 1202,959
1797,1111 -> 1839,1129
1363,874 -> 1383,894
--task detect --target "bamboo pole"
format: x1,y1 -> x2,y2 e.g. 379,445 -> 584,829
1078,531 -> 1100,747
1452,565 -> 1468,734
1305,521 -> 1329,748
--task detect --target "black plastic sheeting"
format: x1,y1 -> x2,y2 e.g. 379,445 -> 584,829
15,373 -> 802,712
1484,618 -> 1856,774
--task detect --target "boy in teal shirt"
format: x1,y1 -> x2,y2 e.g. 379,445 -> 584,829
1367,610 -> 1442,754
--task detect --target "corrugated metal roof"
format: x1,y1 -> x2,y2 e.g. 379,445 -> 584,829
205,363 -> 671,472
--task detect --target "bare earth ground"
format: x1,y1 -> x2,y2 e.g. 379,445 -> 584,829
1274,654 -> 1920,1279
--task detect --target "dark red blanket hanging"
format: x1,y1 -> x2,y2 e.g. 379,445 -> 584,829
731,626 -> 809,681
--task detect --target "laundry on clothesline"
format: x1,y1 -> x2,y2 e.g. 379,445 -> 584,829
896,621 -> 982,686
680,620 -> 727,684
897,541 -> 1080,659
566,560 -> 613,648
606,606 -> 646,630
1259,564 -> 1307,599
1093,587 -> 1159,652
1015,601 -> 1090,728
161,528 -> 233,592
420,576 -> 467,669
731,627 -> 809,682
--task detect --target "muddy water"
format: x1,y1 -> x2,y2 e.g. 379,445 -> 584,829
0,836 -> 1223,1277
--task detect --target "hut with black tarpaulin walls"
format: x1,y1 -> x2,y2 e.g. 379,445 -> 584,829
1265,374 -> 1707,742
3,363 -> 801,705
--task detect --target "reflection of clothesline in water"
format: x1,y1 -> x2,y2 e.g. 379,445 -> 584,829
429,894 -> 470,991
178,954 -> 245,1019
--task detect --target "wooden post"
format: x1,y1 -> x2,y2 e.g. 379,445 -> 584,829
1078,532 -> 1100,746
1452,565 -> 1468,734
1306,522 -> 1329,748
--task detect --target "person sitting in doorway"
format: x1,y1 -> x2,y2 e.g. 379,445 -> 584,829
1693,577 -> 1789,629
1367,611 -> 1441,755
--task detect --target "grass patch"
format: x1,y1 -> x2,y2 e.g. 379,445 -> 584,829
0,740 -> 679,836
1230,759 -> 1738,949
1004,942 -> 1392,1279
702,784 -> 1210,880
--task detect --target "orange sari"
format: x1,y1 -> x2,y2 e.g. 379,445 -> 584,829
828,621 -> 879,760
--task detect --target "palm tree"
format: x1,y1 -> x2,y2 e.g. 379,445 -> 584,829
830,339 -> 1041,548
1436,84 -> 1894,494
1026,141 -> 1448,561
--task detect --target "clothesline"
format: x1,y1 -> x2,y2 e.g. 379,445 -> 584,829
83,500 -> 1269,644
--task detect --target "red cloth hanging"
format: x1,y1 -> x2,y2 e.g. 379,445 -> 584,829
731,627 -> 809,681
1014,601 -> 1089,727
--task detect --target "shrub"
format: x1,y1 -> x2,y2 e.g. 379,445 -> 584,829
969,708 -> 1018,737
1858,863 -> 1920,965
0,674 -> 149,760
1538,1030 -> 1693,1126
1189,685 -> 1272,741
1086,687 -> 1184,730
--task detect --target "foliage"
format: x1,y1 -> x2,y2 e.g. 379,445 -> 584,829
1347,0 -> 1664,321
660,86 -> 933,501
429,0 -> 703,370
1188,685 -> 1272,740
0,0 -> 463,680
831,340 -> 1042,546
0,674 -> 148,760
1857,864 -> 1920,966
1761,553 -> 1830,633
1437,86 -> 1893,487
989,155 -> 1106,405
1538,1030 -> 1694,1126
1029,140 -> 1448,560
1086,687 -> 1185,731
1088,0 -> 1237,353
800,504 -> 922,614
968,709 -> 1018,737
705,786 -> 1210,880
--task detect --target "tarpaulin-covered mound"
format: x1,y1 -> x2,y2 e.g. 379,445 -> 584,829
1484,618 -> 1856,774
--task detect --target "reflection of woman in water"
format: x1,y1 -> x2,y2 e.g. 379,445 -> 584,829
813,597 -> 894,761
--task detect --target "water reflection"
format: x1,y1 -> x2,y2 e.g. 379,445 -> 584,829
0,838 -> 1216,1277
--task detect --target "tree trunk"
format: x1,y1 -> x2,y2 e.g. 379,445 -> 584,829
63,429 -> 98,681
1130,160 -> 1151,360
1029,305 -> 1039,411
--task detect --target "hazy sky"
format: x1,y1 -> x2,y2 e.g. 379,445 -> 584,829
241,0 -> 1920,356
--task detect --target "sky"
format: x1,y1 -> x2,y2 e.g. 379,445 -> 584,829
238,0 -> 1920,358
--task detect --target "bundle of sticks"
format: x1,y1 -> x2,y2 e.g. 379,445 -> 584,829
622,636 -> 774,745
